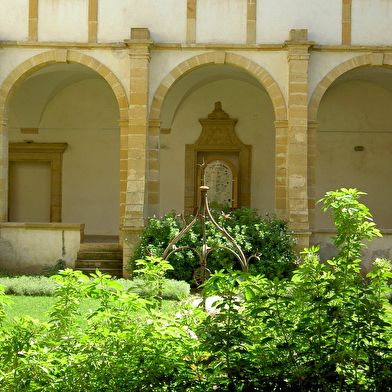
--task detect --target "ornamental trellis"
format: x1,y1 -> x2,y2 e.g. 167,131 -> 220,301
162,162 -> 259,286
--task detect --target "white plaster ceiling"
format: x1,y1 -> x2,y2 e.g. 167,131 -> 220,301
160,64 -> 266,129
11,64 -> 103,129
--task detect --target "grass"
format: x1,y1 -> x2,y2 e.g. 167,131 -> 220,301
4,296 -> 99,323
0,275 -> 190,300
4,295 -> 180,324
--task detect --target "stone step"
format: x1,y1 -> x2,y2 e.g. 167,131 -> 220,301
77,251 -> 123,261
74,243 -> 124,278
74,260 -> 122,269
79,243 -> 122,252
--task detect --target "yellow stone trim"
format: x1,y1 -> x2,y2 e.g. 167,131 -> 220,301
88,0 -> 98,43
247,0 -> 257,44
28,0 -> 38,41
0,50 -> 128,118
187,0 -> 196,43
342,0 -> 352,45
149,52 -> 287,123
308,53 -> 390,122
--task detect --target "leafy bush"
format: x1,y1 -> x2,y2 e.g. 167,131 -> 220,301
0,189 -> 391,391
130,205 -> 298,283
0,275 -> 59,296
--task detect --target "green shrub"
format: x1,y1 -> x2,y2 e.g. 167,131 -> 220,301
1,189 -> 390,391
0,274 -> 190,300
130,205 -> 298,283
118,277 -> 190,300
0,275 -> 60,296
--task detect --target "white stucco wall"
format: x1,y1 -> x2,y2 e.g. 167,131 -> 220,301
38,0 -> 88,42
0,0 -> 29,41
97,0 -> 187,43
2,0 -> 392,47
352,0 -> 392,46
196,0 -> 247,44
257,0 -> 342,45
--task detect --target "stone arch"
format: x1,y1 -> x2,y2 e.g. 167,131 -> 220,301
0,49 -> 128,225
149,51 -> 287,122
0,49 -> 129,120
307,53 -> 392,229
309,53 -> 392,122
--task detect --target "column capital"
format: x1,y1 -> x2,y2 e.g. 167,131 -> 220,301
125,28 -> 154,58
118,118 -> 129,127
274,120 -> 288,129
308,121 -> 318,130
284,29 -> 314,56
148,120 -> 162,128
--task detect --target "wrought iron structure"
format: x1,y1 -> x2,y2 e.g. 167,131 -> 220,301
162,162 -> 259,286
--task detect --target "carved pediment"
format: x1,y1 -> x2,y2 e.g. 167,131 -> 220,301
195,102 -> 244,147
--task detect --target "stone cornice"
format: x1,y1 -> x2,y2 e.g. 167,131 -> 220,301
2,40 -> 392,54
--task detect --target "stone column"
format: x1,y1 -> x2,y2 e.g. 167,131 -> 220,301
122,28 -> 153,277
274,120 -> 289,220
0,117 -> 8,222
147,120 -> 161,219
307,120 -> 318,229
284,29 -> 314,251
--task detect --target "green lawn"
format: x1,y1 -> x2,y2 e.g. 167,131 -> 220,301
4,296 -> 100,323
4,295 -> 180,324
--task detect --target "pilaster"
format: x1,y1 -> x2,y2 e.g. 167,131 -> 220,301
307,121 -> 318,229
274,120 -> 288,220
0,117 -> 8,222
28,0 -> 38,41
187,0 -> 197,43
88,0 -> 98,43
342,0 -> 352,45
246,0 -> 257,44
284,29 -> 314,249
147,120 -> 161,219
122,28 -> 153,263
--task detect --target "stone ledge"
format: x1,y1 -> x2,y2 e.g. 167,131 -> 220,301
0,222 -> 84,231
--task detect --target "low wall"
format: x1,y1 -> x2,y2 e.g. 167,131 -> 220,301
310,229 -> 392,274
0,223 -> 84,273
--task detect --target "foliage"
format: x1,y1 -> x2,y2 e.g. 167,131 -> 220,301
134,255 -> 175,308
130,205 -> 298,283
41,258 -> 67,277
0,273 -> 190,300
0,275 -> 60,296
0,189 -> 391,391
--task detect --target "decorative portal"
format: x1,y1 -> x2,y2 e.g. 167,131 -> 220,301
185,102 -> 251,214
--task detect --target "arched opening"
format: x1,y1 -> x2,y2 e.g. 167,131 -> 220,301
158,63 -> 276,216
8,63 -> 120,237
315,66 -> 392,230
